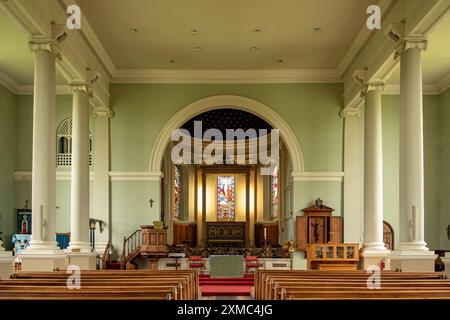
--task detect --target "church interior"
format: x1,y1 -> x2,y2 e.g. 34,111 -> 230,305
1,0 -> 450,301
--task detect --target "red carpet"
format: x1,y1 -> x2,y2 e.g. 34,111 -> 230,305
200,275 -> 254,296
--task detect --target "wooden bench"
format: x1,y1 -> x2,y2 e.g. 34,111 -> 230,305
0,269 -> 198,300
255,270 -> 450,300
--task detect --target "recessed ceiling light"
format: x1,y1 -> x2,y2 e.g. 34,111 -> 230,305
250,46 -> 259,51
313,27 -> 322,33
191,29 -> 199,35
130,27 -> 138,33
252,28 -> 263,34
193,47 -> 202,52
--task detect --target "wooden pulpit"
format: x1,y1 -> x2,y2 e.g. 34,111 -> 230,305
140,225 -> 169,255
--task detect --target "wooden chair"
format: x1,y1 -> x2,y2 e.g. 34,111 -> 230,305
245,256 -> 259,274
188,256 -> 204,274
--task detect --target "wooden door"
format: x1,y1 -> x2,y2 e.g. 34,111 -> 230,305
383,220 -> 394,250
329,216 -> 342,243
296,216 -> 307,250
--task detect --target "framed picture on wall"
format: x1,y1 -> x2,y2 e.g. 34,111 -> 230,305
17,209 -> 31,234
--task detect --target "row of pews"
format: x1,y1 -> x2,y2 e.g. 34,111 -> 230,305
255,270 -> 450,300
0,269 -> 198,300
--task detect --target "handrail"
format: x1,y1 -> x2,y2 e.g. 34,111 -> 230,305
121,229 -> 142,267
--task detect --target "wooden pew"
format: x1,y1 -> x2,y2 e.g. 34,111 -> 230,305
1,270 -> 198,300
255,270 -> 450,300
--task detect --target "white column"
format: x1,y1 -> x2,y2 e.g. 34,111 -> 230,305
67,84 -> 92,252
26,39 -> 60,252
92,107 -> 113,253
362,82 -> 386,252
397,38 -> 429,252
340,108 -> 363,244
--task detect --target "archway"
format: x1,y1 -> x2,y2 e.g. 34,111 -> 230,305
149,95 -> 304,174
149,95 -> 305,247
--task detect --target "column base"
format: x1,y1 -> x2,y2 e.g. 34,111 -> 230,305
360,249 -> 390,270
362,242 -> 387,251
66,241 -> 92,253
93,242 -> 109,255
19,251 -> 68,272
396,241 -> 429,251
389,250 -> 436,272
67,252 -> 97,270
440,253 -> 450,278
0,251 -> 14,280
26,240 -> 61,252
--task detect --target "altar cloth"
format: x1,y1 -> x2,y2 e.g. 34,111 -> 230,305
209,255 -> 244,278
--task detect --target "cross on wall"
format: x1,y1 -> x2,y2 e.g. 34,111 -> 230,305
148,199 -> 154,208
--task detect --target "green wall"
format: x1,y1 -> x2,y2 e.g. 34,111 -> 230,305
6,82 -> 450,254
0,84 -> 16,249
109,83 -> 344,252
440,88 -> 450,249
110,84 -> 344,172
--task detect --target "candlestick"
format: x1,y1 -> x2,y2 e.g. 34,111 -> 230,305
264,227 -> 267,240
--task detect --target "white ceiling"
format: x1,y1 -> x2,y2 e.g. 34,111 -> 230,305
0,0 -> 448,89
77,0 -> 374,70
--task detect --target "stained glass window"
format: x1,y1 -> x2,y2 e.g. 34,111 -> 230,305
174,165 -> 181,219
217,175 -> 235,221
271,166 -> 279,219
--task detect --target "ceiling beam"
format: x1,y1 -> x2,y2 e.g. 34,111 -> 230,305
342,0 -> 450,109
0,0 -> 110,107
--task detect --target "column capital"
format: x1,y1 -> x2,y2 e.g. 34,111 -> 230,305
93,106 -> 114,118
352,69 -> 384,97
70,82 -> 94,99
29,25 -> 68,60
395,36 -> 428,59
29,37 -> 54,53
340,108 -> 361,119
362,81 -> 385,96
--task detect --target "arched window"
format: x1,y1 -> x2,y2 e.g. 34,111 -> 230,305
271,166 -> 279,219
56,118 -> 93,167
173,165 -> 181,219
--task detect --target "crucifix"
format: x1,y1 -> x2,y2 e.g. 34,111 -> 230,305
148,199 -> 154,208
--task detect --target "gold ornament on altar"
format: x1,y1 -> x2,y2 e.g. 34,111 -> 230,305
153,221 -> 164,230
283,240 -> 296,270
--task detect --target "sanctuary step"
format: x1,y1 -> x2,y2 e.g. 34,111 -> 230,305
199,275 -> 254,297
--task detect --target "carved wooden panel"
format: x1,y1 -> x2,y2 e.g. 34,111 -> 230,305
173,222 -> 197,246
254,222 -> 279,247
296,216 -> 308,250
383,220 -> 394,250
330,216 -> 342,243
